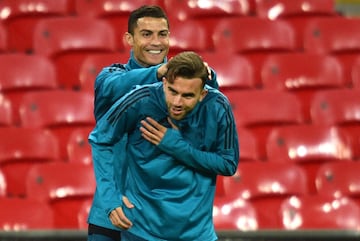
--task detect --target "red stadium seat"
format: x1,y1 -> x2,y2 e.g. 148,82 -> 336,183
237,127 -> 260,162
256,0 -> 337,19
0,22 -> 7,52
316,162 -> 360,199
310,89 -> 360,159
0,53 -> 58,125
0,0 -> 72,53
213,196 -> 258,231
261,53 -> 346,121
164,0 -> 252,21
19,90 -> 95,160
200,52 -> 256,90
212,17 -> 296,84
303,17 -> 360,84
255,0 -> 338,49
0,94 -> 13,127
0,197 -> 55,230
67,127 -> 93,165
222,162 -> 308,228
79,52 -> 129,93
223,89 -> 303,160
168,19 -> 210,57
351,56 -> 360,89
0,127 -> 60,197
0,169 -> 6,197
33,17 -> 116,90
266,125 -> 353,193
280,195 -> 360,230
26,162 -> 95,229
77,198 -> 92,229
74,0 -> 164,51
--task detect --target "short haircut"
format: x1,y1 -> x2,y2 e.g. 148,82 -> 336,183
165,51 -> 208,88
128,5 -> 169,34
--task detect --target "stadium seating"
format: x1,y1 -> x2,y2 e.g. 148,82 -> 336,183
303,17 -> 360,84
0,22 -> 7,52
167,19 -> 210,57
67,127 -> 93,165
266,125 -> 353,193
261,52 -> 346,121
222,162 -> 308,228
18,90 -> 95,160
33,16 -> 117,90
0,94 -> 12,127
213,196 -> 258,231
26,162 -> 95,229
280,195 -> 360,229
0,196 -> 55,230
255,0 -> 338,50
164,0 -> 252,21
79,52 -> 130,93
0,127 -> 60,197
236,127 -> 260,162
316,162 -> 360,206
222,89 -> 303,160
212,17 -> 297,83
0,0 -> 72,53
0,169 -> 6,197
0,53 -> 58,125
200,52 -> 256,90
74,0 -> 164,51
310,89 -> 360,159
77,198 -> 92,229
351,56 -> 360,88
256,0 -> 337,19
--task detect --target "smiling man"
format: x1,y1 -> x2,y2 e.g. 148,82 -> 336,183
89,51 -> 239,241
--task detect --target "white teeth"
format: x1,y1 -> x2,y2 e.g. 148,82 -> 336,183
148,50 -> 161,54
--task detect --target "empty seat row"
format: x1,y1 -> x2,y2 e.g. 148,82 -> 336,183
2,160 -> 360,230
2,51 -> 360,96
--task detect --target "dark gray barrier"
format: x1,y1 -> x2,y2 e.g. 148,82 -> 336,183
1,230 -> 360,241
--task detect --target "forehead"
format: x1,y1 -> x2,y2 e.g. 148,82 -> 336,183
135,17 -> 169,32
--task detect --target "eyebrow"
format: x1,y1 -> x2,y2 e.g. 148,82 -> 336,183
168,86 -> 195,97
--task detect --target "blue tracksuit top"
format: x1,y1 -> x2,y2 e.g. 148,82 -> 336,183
89,82 -> 239,241
88,51 -> 220,231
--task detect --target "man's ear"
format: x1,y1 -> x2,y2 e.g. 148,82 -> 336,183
124,32 -> 134,47
199,89 -> 208,102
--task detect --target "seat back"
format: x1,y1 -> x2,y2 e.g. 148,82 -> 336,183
303,17 -> 360,83
266,125 -> 353,193
67,127 -> 93,165
261,53 -> 346,120
0,94 -> 12,127
213,196 -> 258,231
79,52 -> 129,93
256,0 -> 337,19
33,17 -> 116,89
310,89 -> 360,159
222,162 -> 308,228
19,90 -> 95,160
0,0 -> 72,53
316,162 -> 360,205
201,52 -> 256,90
213,17 -> 296,84
26,162 -> 95,228
0,127 -> 59,197
0,197 -> 55,230
223,89 -> 304,160
280,195 -> 360,229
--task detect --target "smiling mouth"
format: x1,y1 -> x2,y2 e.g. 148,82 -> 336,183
148,50 -> 162,54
